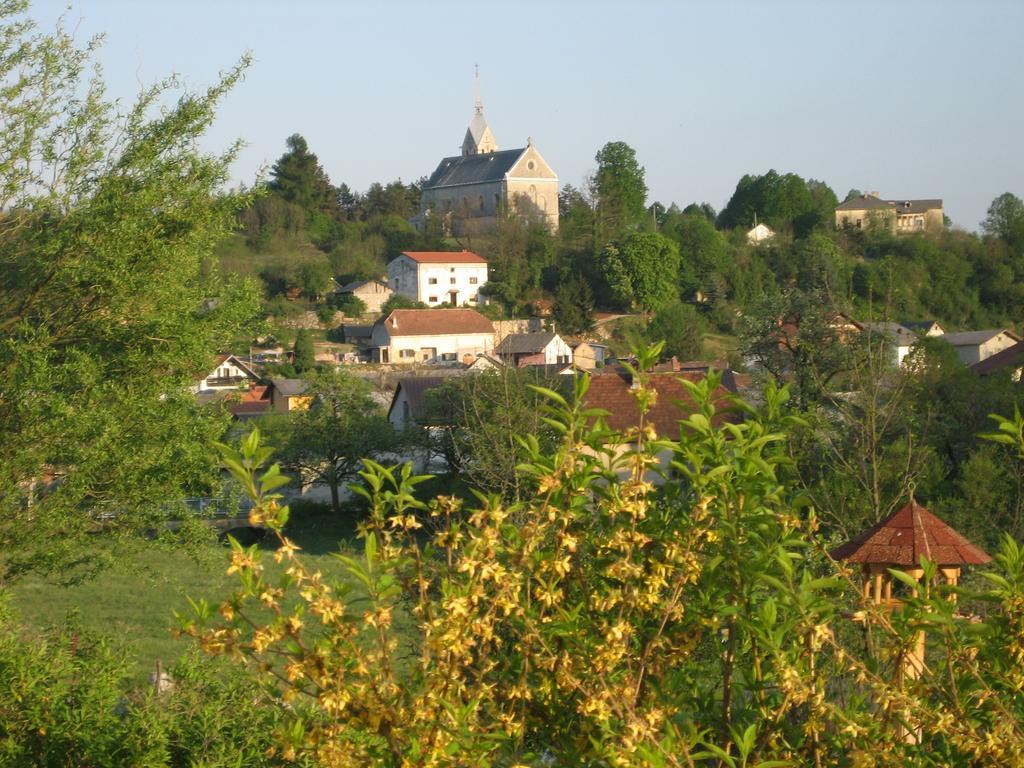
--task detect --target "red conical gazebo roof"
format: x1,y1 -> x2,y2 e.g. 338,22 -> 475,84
830,499 -> 991,567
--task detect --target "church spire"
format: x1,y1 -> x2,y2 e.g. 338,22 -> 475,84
462,66 -> 498,157
474,63 -> 483,116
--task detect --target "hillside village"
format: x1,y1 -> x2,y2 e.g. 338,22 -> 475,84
8,1 -> 1024,760
191,91 -> 1024,518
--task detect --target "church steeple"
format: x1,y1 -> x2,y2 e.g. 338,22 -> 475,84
462,65 -> 499,157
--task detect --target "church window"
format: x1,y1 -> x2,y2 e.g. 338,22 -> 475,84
479,196 -> 484,211
494,193 -> 500,209
539,195 -> 547,212
527,160 -> 536,171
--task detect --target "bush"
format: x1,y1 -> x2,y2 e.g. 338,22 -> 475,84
193,353 -> 1024,766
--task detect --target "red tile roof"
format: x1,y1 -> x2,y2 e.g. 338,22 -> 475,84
830,500 -> 990,566
400,250 -> 486,264
378,308 -> 494,337
583,370 -> 738,439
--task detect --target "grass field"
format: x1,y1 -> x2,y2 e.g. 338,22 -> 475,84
9,507 -> 364,685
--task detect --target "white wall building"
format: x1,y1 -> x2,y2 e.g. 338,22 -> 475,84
387,251 -> 488,307
940,329 -> 1022,366
371,308 -> 495,364
194,354 -> 261,393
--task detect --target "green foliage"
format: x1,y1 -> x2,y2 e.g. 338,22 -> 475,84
258,370 -> 398,512
0,1 -> 260,581
269,133 -> 336,213
0,598 -> 295,767
381,293 -> 427,314
717,170 -> 837,236
291,328 -> 316,372
982,192 -> 1024,251
741,288 -> 863,409
647,300 -> 705,361
423,367 -> 559,500
597,231 -> 681,311
195,356 -> 1024,766
594,140 -> 648,242
552,274 -> 596,335
331,292 -> 367,318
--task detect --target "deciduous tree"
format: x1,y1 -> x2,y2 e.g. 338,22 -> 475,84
0,1 -> 259,580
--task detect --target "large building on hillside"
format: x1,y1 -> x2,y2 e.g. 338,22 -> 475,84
416,76 -> 558,235
835,193 -> 944,234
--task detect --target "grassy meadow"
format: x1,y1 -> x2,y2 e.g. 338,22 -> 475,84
9,506 -> 365,685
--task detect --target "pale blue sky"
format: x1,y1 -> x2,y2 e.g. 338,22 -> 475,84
29,0 -> 1024,230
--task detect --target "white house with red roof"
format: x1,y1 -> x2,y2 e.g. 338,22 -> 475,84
371,308 -> 495,364
387,251 -> 488,307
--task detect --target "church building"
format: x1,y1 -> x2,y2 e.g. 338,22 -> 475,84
417,75 -> 559,235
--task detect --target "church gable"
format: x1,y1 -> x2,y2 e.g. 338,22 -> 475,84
507,144 -> 557,181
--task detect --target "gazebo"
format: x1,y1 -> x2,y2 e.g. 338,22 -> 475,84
831,497 -> 991,741
831,498 -> 990,608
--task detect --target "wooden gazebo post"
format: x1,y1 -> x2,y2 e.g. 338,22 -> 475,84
830,496 -> 991,740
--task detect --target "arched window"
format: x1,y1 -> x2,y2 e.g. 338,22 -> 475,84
479,195 -> 484,211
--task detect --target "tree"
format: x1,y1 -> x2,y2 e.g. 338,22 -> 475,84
593,141 -> 648,243
661,209 -> 729,301
0,2 -> 259,581
597,231 -> 680,312
552,275 -> 595,336
423,368 -> 558,500
291,329 -> 316,372
741,288 -> 863,409
646,301 -> 704,361
268,133 -> 337,215
982,192 -> 1024,251
262,369 -> 397,513
717,170 -> 836,236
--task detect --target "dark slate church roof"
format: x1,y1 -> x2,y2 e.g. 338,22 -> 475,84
423,148 -> 526,189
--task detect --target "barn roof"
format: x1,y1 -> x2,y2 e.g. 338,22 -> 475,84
830,499 -> 990,566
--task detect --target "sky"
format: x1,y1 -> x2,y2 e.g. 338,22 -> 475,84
26,0 -> 1024,231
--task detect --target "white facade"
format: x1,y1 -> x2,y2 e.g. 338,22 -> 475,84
194,355 -> 259,393
371,327 -> 494,365
387,252 -> 488,307
746,223 -> 775,245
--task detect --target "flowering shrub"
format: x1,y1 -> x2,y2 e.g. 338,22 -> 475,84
185,346 -> 1024,766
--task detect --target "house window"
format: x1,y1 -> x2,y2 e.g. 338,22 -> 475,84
469,277 -> 478,285
469,294 -> 477,302
428,296 -> 438,303
557,355 -> 570,364
399,349 -> 415,359
429,277 -> 437,285
440,352 -> 457,362
450,277 -> 457,284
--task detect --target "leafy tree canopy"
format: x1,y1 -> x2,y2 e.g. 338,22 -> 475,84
0,1 -> 259,580
597,231 -> 680,312
593,141 -> 648,242
717,169 -> 837,236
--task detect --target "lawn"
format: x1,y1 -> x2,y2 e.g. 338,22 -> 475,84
9,507 -> 365,685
